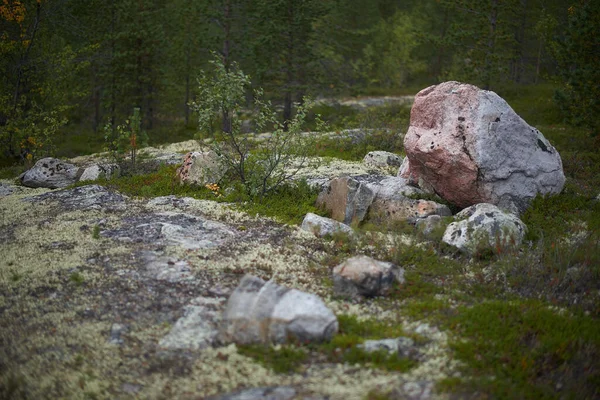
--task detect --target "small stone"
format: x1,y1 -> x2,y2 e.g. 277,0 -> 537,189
300,213 -> 353,237
333,256 -> 405,298
109,323 -> 127,345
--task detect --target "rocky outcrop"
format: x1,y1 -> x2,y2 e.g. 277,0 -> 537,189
301,213 -> 353,237
401,81 -> 565,214
442,203 -> 527,254
176,150 -> 227,185
21,157 -> 82,188
333,256 -> 405,298
206,387 -> 298,400
316,175 -> 450,226
220,275 -> 338,345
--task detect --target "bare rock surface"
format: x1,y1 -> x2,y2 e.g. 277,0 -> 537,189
442,203 -> 527,254
159,297 -> 226,350
24,184 -> 128,211
401,81 -> 565,213
301,213 -> 353,237
220,274 -> 338,345
20,157 -> 82,188
206,386 -> 298,400
333,256 -> 405,298
0,182 -> 14,196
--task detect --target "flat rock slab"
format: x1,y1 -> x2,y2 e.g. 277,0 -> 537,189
24,184 -> 128,211
0,182 -> 14,196
206,386 -> 297,400
102,211 -> 235,249
159,297 -> 226,350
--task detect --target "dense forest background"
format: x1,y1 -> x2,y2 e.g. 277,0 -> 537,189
0,0 -> 598,165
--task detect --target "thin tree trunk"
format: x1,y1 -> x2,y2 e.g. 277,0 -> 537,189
484,0 -> 499,90
221,0 -> 232,134
283,0 -> 294,130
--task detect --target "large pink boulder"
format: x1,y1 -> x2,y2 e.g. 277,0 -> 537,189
401,82 -> 565,213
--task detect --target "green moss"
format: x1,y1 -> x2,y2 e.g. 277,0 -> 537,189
237,344 -> 308,374
69,272 -> 85,286
310,315 -> 416,373
445,300 -> 600,399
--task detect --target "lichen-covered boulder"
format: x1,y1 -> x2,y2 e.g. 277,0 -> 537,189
401,81 -> 565,214
300,213 -> 353,237
333,256 -> 405,298
176,150 -> 227,185
442,203 -> 527,254
220,275 -> 338,345
316,176 -> 375,224
21,157 -> 82,188
363,151 -> 403,169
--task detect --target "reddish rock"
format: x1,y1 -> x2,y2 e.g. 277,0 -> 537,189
401,81 -> 565,214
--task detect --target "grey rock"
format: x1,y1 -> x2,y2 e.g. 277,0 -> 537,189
24,184 -> 128,211
363,151 -> 403,169
79,164 -> 120,181
21,157 -> 82,189
0,182 -> 14,197
206,386 -> 296,400
333,256 -> 404,298
109,323 -> 127,345
102,212 -> 235,250
140,251 -> 194,283
392,381 -> 434,400
300,213 -> 353,237
220,275 -> 338,345
442,203 -> 527,254
365,176 -> 423,199
359,337 -> 422,361
316,176 -> 375,224
159,297 -> 225,350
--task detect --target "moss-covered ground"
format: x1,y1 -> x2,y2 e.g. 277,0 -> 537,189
1,84 -> 599,399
